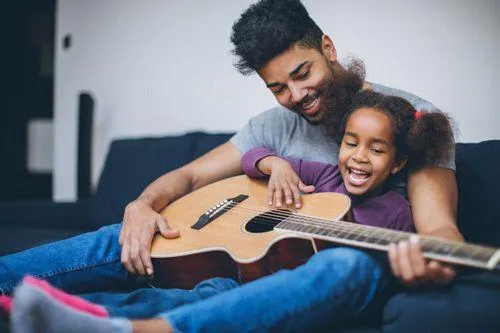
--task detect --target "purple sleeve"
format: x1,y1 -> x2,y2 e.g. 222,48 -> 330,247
241,148 -> 338,188
241,147 -> 277,178
289,160 -> 339,190
276,157 -> 340,190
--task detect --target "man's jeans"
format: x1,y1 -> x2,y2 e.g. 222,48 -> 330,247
0,223 -> 390,331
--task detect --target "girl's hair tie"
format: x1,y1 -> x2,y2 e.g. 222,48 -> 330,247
414,110 -> 424,120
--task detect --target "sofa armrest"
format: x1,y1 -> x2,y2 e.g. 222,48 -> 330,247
0,199 -> 93,230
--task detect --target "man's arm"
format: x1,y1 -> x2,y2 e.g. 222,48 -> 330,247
388,167 -> 462,285
408,167 -> 462,241
120,141 -> 243,276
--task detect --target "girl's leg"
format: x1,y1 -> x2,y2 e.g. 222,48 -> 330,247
7,276 -> 239,333
81,277 -> 239,318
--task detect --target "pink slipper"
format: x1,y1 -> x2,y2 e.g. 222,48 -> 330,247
23,276 -> 108,317
0,295 -> 12,315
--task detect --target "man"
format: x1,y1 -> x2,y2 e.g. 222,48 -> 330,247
1,0 -> 463,331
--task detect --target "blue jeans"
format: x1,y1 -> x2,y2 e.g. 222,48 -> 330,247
0,223 -> 390,331
0,224 -> 131,295
82,277 -> 239,318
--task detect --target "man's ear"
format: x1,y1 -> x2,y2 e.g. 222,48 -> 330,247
391,158 -> 407,175
321,35 -> 337,62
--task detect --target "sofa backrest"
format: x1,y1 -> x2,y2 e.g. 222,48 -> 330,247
90,132 -> 233,228
455,140 -> 500,247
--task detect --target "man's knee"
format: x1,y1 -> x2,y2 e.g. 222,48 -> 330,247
307,247 -> 382,279
96,223 -> 122,238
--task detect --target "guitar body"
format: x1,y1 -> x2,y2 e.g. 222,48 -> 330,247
150,175 -> 351,289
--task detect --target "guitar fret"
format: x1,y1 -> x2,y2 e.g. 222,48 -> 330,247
469,247 -> 497,263
450,244 -> 478,260
320,228 -> 331,236
421,239 -> 441,252
362,234 -> 378,244
304,224 -> 314,233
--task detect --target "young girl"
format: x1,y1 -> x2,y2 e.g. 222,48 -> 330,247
2,91 -> 454,333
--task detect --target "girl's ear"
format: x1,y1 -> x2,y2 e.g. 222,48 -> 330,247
391,158 -> 407,175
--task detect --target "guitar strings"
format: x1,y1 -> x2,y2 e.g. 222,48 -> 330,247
199,201 -> 494,259
222,203 -> 415,244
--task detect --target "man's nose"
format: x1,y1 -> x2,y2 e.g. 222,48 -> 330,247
289,83 -> 307,104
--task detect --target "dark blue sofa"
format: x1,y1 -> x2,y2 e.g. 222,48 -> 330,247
0,132 -> 499,332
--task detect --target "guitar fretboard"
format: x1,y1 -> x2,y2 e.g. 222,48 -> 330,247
275,214 -> 500,271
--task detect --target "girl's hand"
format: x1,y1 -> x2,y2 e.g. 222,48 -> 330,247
257,156 -> 315,208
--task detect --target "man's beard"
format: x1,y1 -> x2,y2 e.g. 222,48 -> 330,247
293,59 -> 365,128
321,59 -> 365,138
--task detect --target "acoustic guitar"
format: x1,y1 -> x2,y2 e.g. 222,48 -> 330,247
150,175 -> 500,289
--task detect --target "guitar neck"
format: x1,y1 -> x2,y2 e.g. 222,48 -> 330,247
275,215 -> 500,271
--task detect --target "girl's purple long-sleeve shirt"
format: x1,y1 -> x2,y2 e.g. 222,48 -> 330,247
241,147 -> 415,232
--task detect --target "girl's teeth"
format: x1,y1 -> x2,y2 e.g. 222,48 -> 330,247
351,169 -> 368,175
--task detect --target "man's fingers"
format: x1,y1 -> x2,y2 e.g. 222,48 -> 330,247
157,217 -> 180,239
408,235 -> 427,281
388,243 -> 401,278
427,261 -> 456,285
121,240 -> 137,275
118,228 -> 124,245
139,242 -> 154,276
129,239 -> 146,276
398,241 -> 415,284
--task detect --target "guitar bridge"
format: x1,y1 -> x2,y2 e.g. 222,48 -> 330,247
190,194 -> 249,230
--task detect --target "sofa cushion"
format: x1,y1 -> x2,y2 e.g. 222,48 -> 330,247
383,271 -> 500,333
455,140 -> 500,247
90,132 -> 233,228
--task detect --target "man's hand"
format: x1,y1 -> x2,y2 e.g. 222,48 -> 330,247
388,235 -> 456,286
260,157 -> 315,208
119,199 -> 180,276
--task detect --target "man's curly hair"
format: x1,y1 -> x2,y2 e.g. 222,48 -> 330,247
231,0 -> 324,75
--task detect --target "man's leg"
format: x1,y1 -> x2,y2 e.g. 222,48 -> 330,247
159,247 -> 390,333
0,223 -> 131,295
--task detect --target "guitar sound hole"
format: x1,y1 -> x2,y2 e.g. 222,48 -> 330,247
245,209 -> 292,233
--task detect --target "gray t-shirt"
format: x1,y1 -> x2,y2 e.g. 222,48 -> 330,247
230,83 -> 455,195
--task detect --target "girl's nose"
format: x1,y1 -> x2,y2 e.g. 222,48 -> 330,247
352,148 -> 369,163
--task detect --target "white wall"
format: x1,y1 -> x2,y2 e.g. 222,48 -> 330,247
54,0 -> 500,201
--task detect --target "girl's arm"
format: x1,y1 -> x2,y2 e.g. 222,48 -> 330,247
241,148 -> 325,208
